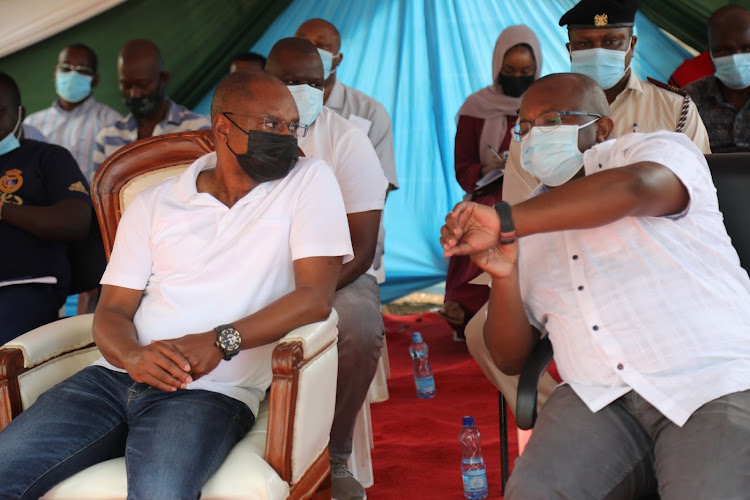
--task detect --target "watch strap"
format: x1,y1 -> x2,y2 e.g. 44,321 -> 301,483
494,201 -> 517,245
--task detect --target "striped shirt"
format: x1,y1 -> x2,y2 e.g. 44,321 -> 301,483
93,99 -> 211,170
25,97 -> 121,182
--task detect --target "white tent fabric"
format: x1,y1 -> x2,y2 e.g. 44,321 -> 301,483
0,0 -> 125,58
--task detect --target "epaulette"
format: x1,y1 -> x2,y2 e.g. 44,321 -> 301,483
647,77 -> 688,97
646,77 -> 691,133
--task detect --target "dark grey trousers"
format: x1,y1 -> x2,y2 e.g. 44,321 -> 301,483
507,384 -> 750,500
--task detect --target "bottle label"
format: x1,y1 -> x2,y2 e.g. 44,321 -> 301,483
415,376 -> 435,393
462,469 -> 488,494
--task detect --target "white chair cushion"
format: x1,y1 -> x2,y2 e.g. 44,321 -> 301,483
119,165 -> 188,212
42,399 -> 290,500
3,314 -> 94,367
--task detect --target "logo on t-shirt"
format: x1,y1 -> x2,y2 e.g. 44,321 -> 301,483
68,181 -> 89,195
0,168 -> 23,194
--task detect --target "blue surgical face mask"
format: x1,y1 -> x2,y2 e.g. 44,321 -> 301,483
713,53 -> 750,90
0,107 -> 22,156
317,48 -> 339,80
55,70 -> 93,104
570,45 -> 631,90
520,119 -> 598,187
287,84 -> 324,126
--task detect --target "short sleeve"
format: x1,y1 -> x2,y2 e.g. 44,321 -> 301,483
368,105 -> 398,188
290,160 -> 353,263
92,129 -> 107,170
682,99 -> 712,154
334,128 -> 388,214
41,144 -> 92,205
618,132 -> 714,217
100,191 -> 155,290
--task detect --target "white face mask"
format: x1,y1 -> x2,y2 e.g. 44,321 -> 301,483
0,107 -> 22,156
520,119 -> 598,187
317,48 -> 339,80
287,84 -> 324,126
713,53 -> 750,90
570,43 -> 631,90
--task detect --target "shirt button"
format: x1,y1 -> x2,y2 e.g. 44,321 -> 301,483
578,285 -> 584,291
572,255 -> 579,260
598,163 -> 603,169
592,325 -> 599,331
617,363 -> 624,370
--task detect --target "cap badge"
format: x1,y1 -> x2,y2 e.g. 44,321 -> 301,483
594,13 -> 608,27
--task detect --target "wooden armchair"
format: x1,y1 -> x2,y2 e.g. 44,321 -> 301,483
0,130 -> 337,500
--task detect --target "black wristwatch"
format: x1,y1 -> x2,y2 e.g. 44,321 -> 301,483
214,324 -> 242,361
494,201 -> 517,245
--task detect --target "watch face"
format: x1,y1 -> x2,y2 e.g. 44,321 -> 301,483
219,327 -> 241,354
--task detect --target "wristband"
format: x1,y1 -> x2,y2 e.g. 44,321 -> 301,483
494,201 -> 517,245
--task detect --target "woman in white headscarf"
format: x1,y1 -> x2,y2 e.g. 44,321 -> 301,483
440,25 -> 543,339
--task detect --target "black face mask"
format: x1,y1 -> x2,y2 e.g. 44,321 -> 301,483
225,124 -> 298,183
497,74 -> 535,98
123,81 -> 165,119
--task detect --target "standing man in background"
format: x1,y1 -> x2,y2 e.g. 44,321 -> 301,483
685,5 -> 750,153
93,39 -> 210,169
25,44 -> 121,183
296,19 -> 398,279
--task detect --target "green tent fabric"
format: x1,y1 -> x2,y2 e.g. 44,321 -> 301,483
640,0 -> 750,52
0,0 -> 291,115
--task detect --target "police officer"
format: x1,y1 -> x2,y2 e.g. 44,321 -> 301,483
503,0 -> 711,206
465,0 -> 713,422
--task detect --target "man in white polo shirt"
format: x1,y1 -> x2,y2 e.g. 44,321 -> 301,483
0,71 -> 352,499
266,37 -> 388,500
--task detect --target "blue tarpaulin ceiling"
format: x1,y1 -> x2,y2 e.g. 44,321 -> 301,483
193,0 -> 690,302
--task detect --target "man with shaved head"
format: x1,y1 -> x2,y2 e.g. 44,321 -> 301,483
92,39 -> 210,169
442,73 -> 750,498
296,19 -> 398,280
685,5 -> 750,152
266,37 -> 388,500
0,71 -> 353,499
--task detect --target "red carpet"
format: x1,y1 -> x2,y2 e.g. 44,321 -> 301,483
368,312 -> 518,499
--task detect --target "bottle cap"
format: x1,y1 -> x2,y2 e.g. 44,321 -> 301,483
411,332 -> 423,343
463,416 -> 474,426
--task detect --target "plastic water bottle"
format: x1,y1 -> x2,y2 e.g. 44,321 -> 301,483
460,416 -> 488,499
408,332 -> 435,399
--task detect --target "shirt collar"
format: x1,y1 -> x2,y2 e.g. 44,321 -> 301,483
174,151 -> 275,205
53,95 -> 97,115
619,70 -> 646,98
326,79 -> 346,111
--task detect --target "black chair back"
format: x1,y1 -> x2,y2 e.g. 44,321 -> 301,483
705,153 -> 750,272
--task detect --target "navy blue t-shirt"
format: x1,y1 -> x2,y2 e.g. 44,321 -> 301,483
0,139 -> 92,297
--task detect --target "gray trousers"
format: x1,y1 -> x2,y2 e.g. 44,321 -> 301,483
507,385 -> 750,500
329,274 -> 384,463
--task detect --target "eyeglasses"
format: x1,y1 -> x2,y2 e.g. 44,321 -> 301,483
56,63 -> 95,76
223,112 -> 308,139
513,111 -> 602,142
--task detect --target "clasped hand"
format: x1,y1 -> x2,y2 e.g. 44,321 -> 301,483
440,201 -> 519,278
122,332 -> 222,392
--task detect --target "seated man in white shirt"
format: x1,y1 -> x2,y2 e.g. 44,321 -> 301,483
441,73 -> 750,499
0,71 -> 353,499
296,19 -> 399,278
266,37 -> 389,500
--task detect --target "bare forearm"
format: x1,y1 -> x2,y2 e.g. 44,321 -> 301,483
513,162 -> 687,237
233,287 -> 333,350
336,258 -> 371,290
484,268 -> 539,375
2,201 -> 90,241
92,306 -> 142,369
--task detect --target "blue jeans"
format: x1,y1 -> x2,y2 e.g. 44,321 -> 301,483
0,366 -> 254,500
